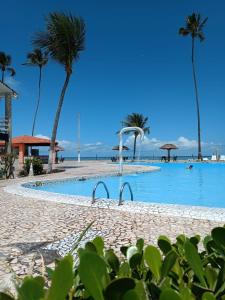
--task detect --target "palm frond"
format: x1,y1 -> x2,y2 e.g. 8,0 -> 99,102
179,27 -> 190,36
6,67 -> 16,77
198,32 -> 205,42
0,52 -> 12,67
33,12 -> 85,73
121,113 -> 150,136
199,17 -> 208,30
23,48 -> 48,67
180,12 -> 207,42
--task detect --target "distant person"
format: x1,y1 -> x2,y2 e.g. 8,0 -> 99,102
187,164 -> 193,170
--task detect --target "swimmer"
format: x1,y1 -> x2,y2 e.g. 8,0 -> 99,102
187,165 -> 193,170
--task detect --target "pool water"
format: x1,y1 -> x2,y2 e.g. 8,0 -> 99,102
30,163 -> 225,208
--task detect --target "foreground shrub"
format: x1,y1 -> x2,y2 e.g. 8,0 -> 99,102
1,226 -> 225,299
24,157 -> 44,175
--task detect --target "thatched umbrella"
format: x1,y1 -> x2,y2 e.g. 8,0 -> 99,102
112,145 -> 129,151
160,144 -> 178,162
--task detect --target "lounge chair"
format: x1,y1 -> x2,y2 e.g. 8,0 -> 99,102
211,155 -> 217,161
220,155 -> 225,161
203,157 -> 209,161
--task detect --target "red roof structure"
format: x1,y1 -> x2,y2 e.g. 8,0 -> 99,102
0,135 -> 61,166
0,135 -> 59,146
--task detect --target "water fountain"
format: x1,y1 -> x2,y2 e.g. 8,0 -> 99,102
118,127 -> 144,175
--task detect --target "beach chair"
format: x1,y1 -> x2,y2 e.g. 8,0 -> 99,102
220,155 -> 225,161
211,155 -> 217,161
203,157 -> 209,161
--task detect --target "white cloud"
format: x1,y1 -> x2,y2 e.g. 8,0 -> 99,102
124,134 -> 212,151
58,140 -> 76,151
176,136 -> 198,148
35,134 -> 50,140
35,133 -> 219,156
57,140 -> 110,153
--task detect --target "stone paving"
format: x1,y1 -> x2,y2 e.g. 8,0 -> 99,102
0,161 -> 224,290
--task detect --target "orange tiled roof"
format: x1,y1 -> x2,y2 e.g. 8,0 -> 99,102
0,135 -> 58,146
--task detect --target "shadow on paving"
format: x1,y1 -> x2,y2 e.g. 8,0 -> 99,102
8,241 -> 60,265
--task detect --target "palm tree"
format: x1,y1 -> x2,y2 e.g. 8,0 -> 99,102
179,13 -> 208,161
122,113 -> 150,160
23,49 -> 48,136
0,52 -> 16,82
33,12 -> 85,172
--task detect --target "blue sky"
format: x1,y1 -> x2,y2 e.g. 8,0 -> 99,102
0,0 -> 225,157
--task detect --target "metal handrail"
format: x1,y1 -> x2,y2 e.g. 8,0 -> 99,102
119,182 -> 133,205
92,181 -> 110,204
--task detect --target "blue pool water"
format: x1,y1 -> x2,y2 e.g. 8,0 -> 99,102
30,163 -> 225,208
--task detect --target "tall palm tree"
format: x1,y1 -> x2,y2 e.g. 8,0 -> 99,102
0,52 -> 16,82
33,12 -> 85,172
179,13 -> 208,161
23,49 -> 48,136
122,113 -> 150,160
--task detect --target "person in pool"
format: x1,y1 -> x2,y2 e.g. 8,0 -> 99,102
187,165 -> 193,170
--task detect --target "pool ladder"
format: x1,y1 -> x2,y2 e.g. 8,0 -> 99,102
92,180 -> 133,205
92,181 -> 110,204
119,182 -> 133,205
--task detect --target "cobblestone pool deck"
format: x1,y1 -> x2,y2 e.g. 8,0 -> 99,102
0,161 -> 224,289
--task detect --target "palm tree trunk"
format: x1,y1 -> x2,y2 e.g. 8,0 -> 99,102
192,37 -> 202,160
133,134 -> 138,160
5,94 -> 12,155
48,72 -> 71,173
31,66 -> 42,136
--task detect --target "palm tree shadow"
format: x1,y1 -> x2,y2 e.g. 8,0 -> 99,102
8,241 -> 60,265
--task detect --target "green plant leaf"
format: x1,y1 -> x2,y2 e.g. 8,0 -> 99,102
79,250 -> 109,300
176,234 -> 186,245
92,236 -> 104,256
122,289 -> 141,300
45,267 -> 54,279
17,276 -> 45,300
160,288 -> 182,300
129,253 -> 142,269
190,235 -> 201,247
70,221 -> 94,253
118,262 -> 131,277
136,238 -> 144,252
202,292 -> 216,300
149,282 -> 161,299
203,235 -> 213,253
85,241 -> 97,252
127,246 -> 138,262
46,255 -> 73,300
0,293 -> 15,300
172,260 -> 183,279
144,245 -> 162,281
105,249 -> 120,273
184,240 -> 206,287
134,281 -> 148,300
104,278 -> 135,300
120,246 -> 128,257
205,266 -> 218,290
158,236 -> 172,255
161,250 -> 177,279
180,287 -> 195,300
212,227 -> 225,250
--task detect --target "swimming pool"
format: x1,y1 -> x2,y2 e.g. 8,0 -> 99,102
29,163 -> 225,208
